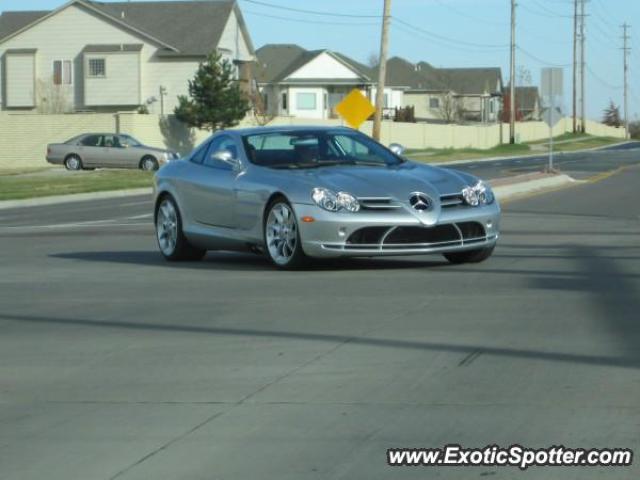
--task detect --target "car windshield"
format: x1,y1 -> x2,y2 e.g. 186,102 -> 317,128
242,130 -> 403,169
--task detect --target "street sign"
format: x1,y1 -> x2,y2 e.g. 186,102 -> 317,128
541,106 -> 563,128
540,67 -> 564,172
541,68 -> 563,97
335,89 -> 376,129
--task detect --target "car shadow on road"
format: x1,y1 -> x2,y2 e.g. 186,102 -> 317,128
49,250 -> 450,272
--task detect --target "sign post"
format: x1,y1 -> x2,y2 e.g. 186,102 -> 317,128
541,68 -> 564,172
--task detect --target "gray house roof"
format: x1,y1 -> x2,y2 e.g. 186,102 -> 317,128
504,86 -> 540,111
255,44 -> 372,84
0,0 -> 254,57
438,68 -> 503,95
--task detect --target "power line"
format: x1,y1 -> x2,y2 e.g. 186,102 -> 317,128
392,17 -> 508,49
241,9 -> 379,26
586,65 -> 622,90
517,46 -> 570,67
241,0 -> 380,18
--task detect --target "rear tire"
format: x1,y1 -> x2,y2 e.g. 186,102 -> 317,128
443,245 -> 495,264
155,195 -> 206,261
140,156 -> 159,171
264,198 -> 308,269
64,154 -> 82,171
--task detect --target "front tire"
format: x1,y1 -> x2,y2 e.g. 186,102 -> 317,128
264,199 -> 308,269
443,245 -> 495,264
64,154 -> 82,171
140,156 -> 159,171
155,196 -> 206,261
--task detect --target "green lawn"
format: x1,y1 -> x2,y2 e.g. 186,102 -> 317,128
406,134 -> 625,164
0,169 -> 154,201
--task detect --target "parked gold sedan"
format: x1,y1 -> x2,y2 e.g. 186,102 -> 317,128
46,133 -> 179,171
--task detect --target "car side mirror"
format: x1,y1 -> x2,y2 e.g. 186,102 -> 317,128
211,150 -> 241,170
389,143 -> 405,156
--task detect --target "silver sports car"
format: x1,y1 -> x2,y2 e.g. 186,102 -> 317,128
153,126 -> 500,268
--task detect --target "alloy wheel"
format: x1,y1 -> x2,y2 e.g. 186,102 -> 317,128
156,199 -> 178,256
265,202 -> 298,265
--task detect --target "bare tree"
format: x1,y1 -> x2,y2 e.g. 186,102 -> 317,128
249,89 -> 274,126
36,78 -> 72,113
437,92 -> 463,123
367,52 -> 379,68
516,66 -> 532,86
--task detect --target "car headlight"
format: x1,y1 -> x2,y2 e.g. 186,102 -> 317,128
311,188 -> 360,212
462,181 -> 494,206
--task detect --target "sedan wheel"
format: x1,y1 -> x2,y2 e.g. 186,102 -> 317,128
141,157 -> 158,171
64,155 -> 82,171
155,196 -> 206,261
264,201 -> 307,269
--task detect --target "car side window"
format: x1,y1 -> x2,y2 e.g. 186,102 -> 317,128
103,134 -> 120,148
81,135 -> 102,147
189,140 -> 211,165
204,135 -> 238,169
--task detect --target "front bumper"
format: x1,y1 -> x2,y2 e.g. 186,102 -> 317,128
293,202 -> 500,258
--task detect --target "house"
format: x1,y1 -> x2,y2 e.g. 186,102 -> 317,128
0,0 -> 255,113
254,44 -> 406,120
502,86 -> 541,121
383,57 -> 503,123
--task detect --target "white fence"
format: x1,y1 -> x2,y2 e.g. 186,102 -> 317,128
0,112 -> 627,170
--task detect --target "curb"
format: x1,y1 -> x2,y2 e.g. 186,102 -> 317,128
425,140 -> 634,167
493,174 -> 577,201
0,187 -> 152,210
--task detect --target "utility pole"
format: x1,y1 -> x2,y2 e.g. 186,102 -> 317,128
509,0 -> 516,144
622,23 -> 631,139
572,0 -> 578,133
372,0 -> 392,141
579,0 -> 586,133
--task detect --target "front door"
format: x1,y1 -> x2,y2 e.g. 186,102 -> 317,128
182,135 -> 240,229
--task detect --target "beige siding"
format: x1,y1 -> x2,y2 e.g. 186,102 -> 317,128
5,53 -> 36,107
144,57 -> 201,114
0,3 -> 148,110
84,51 -> 140,106
217,9 -> 253,62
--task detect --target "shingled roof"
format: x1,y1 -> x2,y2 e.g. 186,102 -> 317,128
255,44 -> 373,84
0,0 -> 254,57
437,68 -> 503,95
504,86 -> 540,111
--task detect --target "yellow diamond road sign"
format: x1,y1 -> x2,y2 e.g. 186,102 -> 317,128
335,89 -> 376,129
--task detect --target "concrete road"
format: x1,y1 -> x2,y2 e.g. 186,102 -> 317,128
450,141 -> 640,180
1,163 -> 639,479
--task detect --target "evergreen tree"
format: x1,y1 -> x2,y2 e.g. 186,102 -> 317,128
174,52 -> 249,131
602,100 -> 622,127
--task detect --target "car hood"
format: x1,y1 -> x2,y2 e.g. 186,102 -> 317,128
284,161 -> 475,200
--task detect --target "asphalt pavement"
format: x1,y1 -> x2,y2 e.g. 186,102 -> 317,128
0,149 -> 639,479
450,141 -> 640,180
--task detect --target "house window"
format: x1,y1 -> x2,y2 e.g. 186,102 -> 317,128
296,92 -> 316,110
53,60 -> 72,85
383,93 -> 389,108
281,92 -> 288,110
489,100 -> 495,114
88,58 -> 106,78
429,97 -> 440,109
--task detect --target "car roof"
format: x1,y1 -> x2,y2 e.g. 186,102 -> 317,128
228,125 -> 356,136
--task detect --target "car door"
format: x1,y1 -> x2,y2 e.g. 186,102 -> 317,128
117,135 -> 142,168
101,134 -> 127,168
180,135 -> 240,229
77,134 -> 103,167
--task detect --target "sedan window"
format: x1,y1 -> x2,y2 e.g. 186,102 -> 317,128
80,135 -> 103,147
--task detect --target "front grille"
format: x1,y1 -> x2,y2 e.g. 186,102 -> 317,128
345,222 -> 487,250
358,197 -> 402,210
385,225 -> 459,245
440,193 -> 465,208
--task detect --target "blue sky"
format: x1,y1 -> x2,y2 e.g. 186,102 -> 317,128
3,0 -> 639,120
